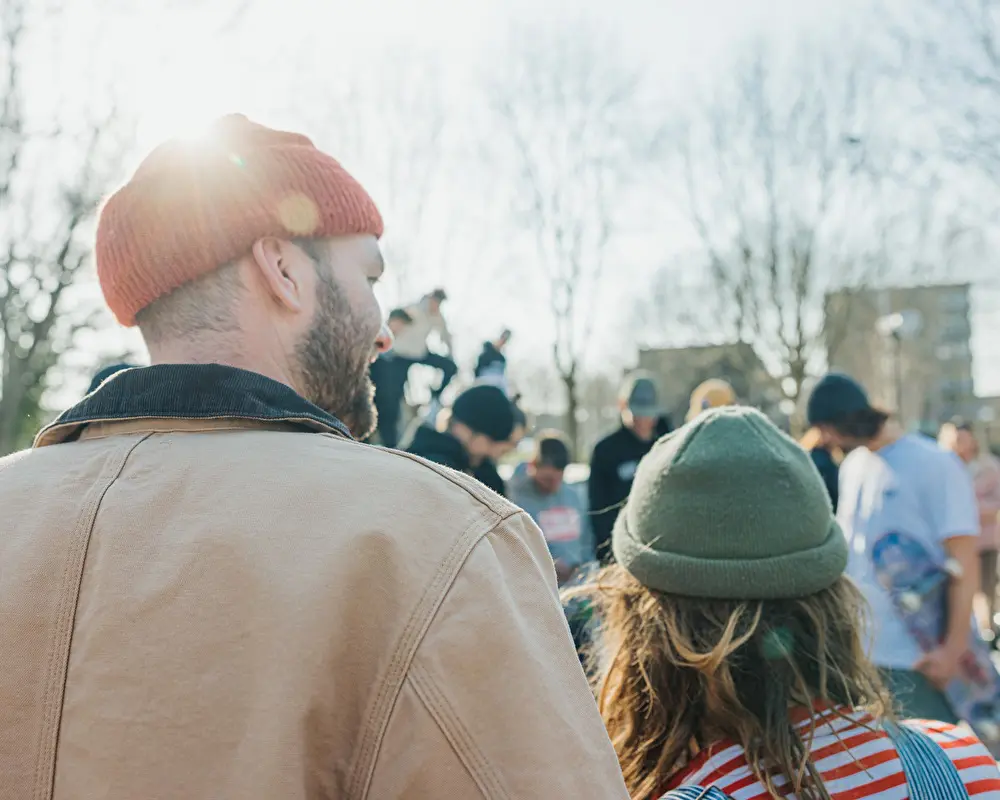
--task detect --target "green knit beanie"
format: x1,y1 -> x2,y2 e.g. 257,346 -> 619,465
612,406 -> 848,599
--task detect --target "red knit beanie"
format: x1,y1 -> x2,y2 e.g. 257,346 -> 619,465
96,114 -> 384,326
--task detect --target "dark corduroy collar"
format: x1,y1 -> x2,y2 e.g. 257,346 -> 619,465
35,364 -> 351,446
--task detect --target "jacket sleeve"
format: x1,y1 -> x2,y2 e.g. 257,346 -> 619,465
588,446 -> 616,563
367,511 -> 629,800
436,314 -> 453,351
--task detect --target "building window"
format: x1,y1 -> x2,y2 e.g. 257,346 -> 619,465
939,378 -> 974,402
938,290 -> 969,313
940,319 -> 971,344
936,341 -> 971,360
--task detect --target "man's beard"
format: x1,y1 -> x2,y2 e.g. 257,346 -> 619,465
295,271 -> 378,439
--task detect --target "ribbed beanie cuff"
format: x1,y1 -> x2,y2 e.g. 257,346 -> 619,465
612,515 -> 849,599
610,406 -> 849,600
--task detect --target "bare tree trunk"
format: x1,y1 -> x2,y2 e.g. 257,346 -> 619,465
0,0 -> 130,455
484,25 -> 642,450
562,368 -> 580,461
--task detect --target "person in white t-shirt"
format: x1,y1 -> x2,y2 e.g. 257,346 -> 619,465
807,372 -> 980,723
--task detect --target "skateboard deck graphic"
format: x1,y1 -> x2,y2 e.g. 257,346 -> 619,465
872,530 -> 1000,754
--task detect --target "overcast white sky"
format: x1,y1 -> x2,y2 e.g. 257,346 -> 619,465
35,0 -> 1000,400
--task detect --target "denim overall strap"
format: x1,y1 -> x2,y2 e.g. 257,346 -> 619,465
884,720 -> 970,800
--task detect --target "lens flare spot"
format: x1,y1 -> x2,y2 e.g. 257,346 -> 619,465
277,193 -> 320,236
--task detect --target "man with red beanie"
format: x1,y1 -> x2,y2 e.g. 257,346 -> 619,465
0,116 -> 628,799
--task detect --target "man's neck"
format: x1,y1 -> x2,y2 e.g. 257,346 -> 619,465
147,341 -> 300,397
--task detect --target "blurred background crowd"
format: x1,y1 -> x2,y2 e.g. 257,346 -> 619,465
2,0 -> 1000,462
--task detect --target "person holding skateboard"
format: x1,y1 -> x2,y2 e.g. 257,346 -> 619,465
808,373 -> 980,723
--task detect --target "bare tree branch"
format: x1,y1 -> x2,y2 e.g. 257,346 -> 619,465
0,0 -> 132,454
650,35 -> 911,406
484,24 -> 645,455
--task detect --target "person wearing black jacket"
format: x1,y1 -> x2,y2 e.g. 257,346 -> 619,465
406,384 -> 514,488
368,308 -> 414,448
471,398 -> 526,497
800,427 -> 840,512
474,329 -> 511,387
588,372 -> 662,563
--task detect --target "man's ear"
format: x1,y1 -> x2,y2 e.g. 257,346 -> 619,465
250,237 -> 306,313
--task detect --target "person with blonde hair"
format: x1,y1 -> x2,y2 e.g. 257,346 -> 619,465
574,407 -> 999,800
685,378 -> 736,422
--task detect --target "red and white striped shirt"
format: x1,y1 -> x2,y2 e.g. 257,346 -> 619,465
662,707 -> 1000,799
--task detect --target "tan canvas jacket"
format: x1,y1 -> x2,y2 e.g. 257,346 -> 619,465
0,365 -> 628,800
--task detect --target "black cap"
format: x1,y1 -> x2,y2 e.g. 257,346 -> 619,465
452,385 -> 515,443
807,373 -> 871,426
620,371 -> 661,419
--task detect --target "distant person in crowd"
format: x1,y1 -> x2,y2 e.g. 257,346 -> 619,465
510,395 -> 527,443
472,457 -> 507,496
940,419 -> 1000,641
800,425 -> 841,511
809,372 -> 980,722
0,115 -> 629,799
574,407 -> 999,800
589,372 -> 662,564
407,384 -> 515,481
86,362 -> 136,395
471,398 -> 526,497
509,431 -> 593,585
654,413 -> 674,439
368,307 -> 413,447
391,287 -> 457,402
474,328 -> 511,391
685,377 -> 736,422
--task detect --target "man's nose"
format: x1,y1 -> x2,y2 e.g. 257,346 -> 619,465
375,323 -> 394,355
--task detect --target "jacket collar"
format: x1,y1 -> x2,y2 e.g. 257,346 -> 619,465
35,364 -> 352,447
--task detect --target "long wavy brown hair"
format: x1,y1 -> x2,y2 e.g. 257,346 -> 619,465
570,567 -> 892,800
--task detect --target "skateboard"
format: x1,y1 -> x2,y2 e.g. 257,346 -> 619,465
871,530 -> 1000,753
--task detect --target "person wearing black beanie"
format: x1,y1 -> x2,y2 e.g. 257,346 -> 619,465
407,385 -> 515,485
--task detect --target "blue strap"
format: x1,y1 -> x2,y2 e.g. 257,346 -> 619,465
884,720 -> 970,800
661,787 -> 732,799
665,722 -> 970,800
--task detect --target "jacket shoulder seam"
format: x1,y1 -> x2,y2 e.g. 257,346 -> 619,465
406,660 -> 510,799
333,439 -> 516,516
349,506 -> 505,799
33,433 -> 153,800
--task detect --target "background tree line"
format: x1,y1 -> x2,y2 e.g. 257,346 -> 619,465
1,0 -> 997,455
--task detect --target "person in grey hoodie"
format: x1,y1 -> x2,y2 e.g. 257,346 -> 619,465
509,430 -> 594,585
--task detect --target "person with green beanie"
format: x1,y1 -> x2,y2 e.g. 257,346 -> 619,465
571,406 -> 997,800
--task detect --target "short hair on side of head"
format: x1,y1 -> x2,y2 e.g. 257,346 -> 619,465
533,430 -> 571,470
292,237 -> 325,265
828,407 -> 890,440
134,260 -> 244,343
